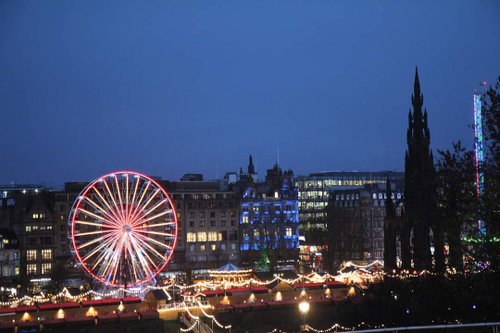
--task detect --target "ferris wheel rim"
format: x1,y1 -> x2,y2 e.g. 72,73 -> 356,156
69,170 -> 178,287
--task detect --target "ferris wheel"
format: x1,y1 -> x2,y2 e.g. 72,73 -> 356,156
69,171 -> 178,288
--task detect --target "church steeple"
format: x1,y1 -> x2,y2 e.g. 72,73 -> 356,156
248,155 -> 255,175
412,66 -> 423,110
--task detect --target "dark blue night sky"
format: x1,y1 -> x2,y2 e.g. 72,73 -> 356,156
1,1 -> 499,186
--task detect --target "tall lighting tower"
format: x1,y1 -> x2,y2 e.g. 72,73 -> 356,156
474,81 -> 487,235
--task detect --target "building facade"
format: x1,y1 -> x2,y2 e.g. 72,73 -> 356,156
325,182 -> 404,270
0,229 -> 20,289
238,164 -> 299,270
161,178 -> 240,273
294,171 -> 404,272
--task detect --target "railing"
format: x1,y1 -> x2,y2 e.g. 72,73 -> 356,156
158,300 -> 209,311
305,322 -> 500,333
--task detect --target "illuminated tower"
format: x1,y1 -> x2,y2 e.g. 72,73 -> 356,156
474,82 -> 487,235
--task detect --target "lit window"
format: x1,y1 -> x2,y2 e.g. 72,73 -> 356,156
25,226 -> 32,233
254,230 -> 260,238
26,250 -> 37,261
211,244 -> 216,251
187,232 -> 196,242
41,249 -> 52,260
197,232 -> 207,242
41,263 -> 51,275
242,216 -> 249,224
26,264 -> 37,275
200,244 -> 206,251
208,232 -> 217,242
286,227 -> 292,237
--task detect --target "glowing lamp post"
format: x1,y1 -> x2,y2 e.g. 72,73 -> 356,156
298,300 -> 310,332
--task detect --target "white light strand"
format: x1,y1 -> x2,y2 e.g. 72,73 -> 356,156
180,319 -> 199,332
196,301 -> 232,330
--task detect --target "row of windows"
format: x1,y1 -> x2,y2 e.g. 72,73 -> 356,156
173,193 -> 236,200
32,213 -> 46,219
187,211 -> 237,218
185,202 -> 236,209
187,220 -> 237,228
186,231 -> 238,242
0,251 -> 19,261
189,252 -> 237,262
1,266 -> 19,277
26,263 -> 52,275
27,237 -> 52,245
189,243 -> 237,252
25,225 -> 53,232
241,216 -> 298,224
26,249 -> 52,261
242,227 -> 294,238
296,179 -> 382,189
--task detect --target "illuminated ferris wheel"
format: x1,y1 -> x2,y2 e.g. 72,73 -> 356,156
69,171 -> 178,288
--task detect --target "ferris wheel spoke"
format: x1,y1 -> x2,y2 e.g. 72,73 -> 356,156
74,229 -> 116,237
91,188 -> 124,226
128,188 -> 161,226
81,197 -> 121,228
129,236 -> 158,279
134,232 -> 173,251
110,237 -> 127,284
90,234 -> 122,271
130,198 -> 168,227
82,233 -> 121,262
132,232 -> 169,259
99,240 -> 123,283
124,238 -> 140,283
136,230 -> 175,238
102,177 -> 126,223
127,175 -> 142,222
135,221 -> 176,229
74,220 -> 118,229
130,209 -> 172,227
127,181 -> 152,226
77,207 -> 116,227
124,174 -> 130,223
114,175 -> 126,221
76,232 -> 116,250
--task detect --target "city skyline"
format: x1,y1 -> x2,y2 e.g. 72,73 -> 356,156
1,1 -> 499,186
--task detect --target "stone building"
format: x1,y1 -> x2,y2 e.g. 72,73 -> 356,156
238,163 -> 300,270
326,182 -> 404,270
294,171 -> 404,272
0,228 -> 20,289
161,177 -> 240,273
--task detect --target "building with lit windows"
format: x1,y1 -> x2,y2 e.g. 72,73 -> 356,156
325,182 -> 404,270
0,185 -> 57,290
294,171 -> 404,272
238,163 -> 299,270
161,176 -> 240,273
0,229 -> 20,287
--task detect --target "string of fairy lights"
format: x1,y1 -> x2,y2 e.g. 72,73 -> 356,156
0,260 -> 463,308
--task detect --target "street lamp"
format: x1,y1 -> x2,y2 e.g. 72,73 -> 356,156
298,300 -> 310,332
